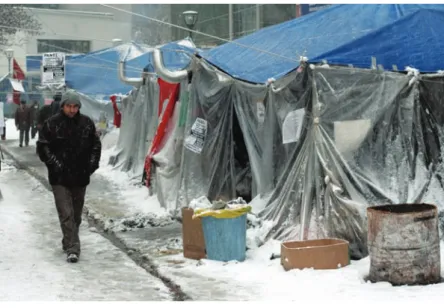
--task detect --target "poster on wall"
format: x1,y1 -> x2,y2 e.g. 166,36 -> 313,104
41,52 -> 65,85
184,117 -> 208,154
282,108 -> 305,144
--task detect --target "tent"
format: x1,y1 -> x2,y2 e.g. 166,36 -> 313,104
200,4 -> 444,83
113,5 -> 444,258
172,5 -> 444,258
109,39 -> 197,183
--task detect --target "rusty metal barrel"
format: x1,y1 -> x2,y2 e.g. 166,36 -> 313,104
367,203 -> 441,285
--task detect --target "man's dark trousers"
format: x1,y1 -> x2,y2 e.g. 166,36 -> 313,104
52,185 -> 86,256
19,128 -> 30,146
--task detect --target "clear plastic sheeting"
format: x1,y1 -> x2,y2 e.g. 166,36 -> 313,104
260,66 -> 444,259
176,62 -> 312,213
76,91 -> 114,123
259,68 -> 313,196
231,78 -> 268,198
109,77 -> 159,180
177,61 -> 236,208
417,75 -> 444,204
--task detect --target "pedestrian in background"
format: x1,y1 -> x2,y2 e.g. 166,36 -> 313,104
15,100 -> 31,147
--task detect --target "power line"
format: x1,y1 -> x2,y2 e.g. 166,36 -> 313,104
100,4 -> 300,64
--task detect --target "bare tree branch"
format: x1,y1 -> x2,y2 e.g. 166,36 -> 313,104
0,4 -> 41,52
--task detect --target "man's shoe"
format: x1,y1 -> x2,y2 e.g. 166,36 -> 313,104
67,254 -> 79,263
19,144 -> 22,147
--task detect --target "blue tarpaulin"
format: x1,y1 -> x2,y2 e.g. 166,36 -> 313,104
65,39 -> 196,98
200,4 -> 444,83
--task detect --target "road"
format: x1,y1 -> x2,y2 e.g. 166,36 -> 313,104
0,159 -> 172,301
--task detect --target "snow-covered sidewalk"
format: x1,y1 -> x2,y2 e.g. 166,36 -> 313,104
0,162 -> 172,301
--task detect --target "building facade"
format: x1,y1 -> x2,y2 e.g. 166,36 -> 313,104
0,4 -> 132,77
132,4 -> 300,47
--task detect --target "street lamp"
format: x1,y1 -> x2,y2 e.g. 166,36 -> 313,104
182,10 -> 198,38
5,48 -> 13,77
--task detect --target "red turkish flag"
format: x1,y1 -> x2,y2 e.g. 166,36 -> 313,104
12,58 -> 25,80
12,58 -> 25,105
144,79 -> 180,187
110,95 -> 122,128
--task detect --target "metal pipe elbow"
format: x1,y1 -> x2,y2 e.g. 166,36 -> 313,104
153,48 -> 193,83
118,61 -> 143,87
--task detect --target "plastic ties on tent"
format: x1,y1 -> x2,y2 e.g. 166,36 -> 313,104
193,205 -> 252,219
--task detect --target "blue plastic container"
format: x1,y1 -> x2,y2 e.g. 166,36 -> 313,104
201,214 -> 247,262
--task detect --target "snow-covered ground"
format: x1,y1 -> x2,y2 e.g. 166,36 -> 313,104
4,118 -> 37,147
98,128 -> 166,217
70,124 -> 444,302
0,160 -> 171,300
8,119 -> 444,302
157,238 -> 444,302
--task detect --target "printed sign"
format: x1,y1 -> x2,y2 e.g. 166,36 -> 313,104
41,52 -> 65,85
184,117 -> 207,154
282,108 -> 305,144
334,119 -> 371,158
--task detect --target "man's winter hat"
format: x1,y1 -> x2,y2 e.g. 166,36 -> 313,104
61,91 -> 81,108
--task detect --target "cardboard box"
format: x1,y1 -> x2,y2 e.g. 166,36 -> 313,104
182,207 -> 206,260
281,238 -> 349,270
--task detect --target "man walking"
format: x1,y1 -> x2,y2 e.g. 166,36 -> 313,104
37,91 -> 101,263
15,100 -> 31,147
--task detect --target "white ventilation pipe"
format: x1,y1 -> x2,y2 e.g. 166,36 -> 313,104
118,61 -> 143,87
152,48 -> 195,83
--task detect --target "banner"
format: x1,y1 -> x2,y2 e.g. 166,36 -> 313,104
41,52 -> 65,85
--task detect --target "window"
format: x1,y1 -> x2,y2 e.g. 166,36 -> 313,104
23,4 -> 59,9
37,39 -> 91,54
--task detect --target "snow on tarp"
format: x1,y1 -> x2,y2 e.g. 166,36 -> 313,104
65,42 -> 152,98
65,39 -> 196,98
200,4 -> 444,83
